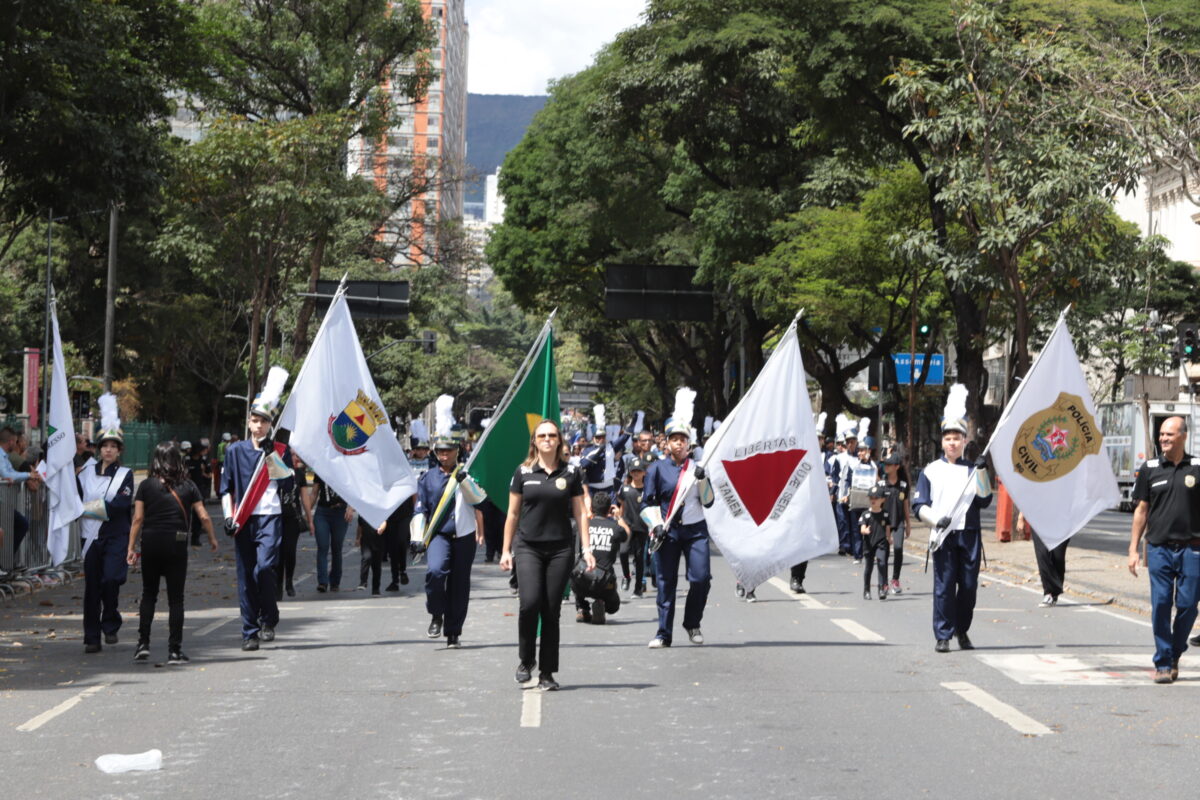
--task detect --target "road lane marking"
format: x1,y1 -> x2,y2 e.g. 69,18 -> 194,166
831,618 -> 884,642
766,577 -> 828,608
195,617 -> 234,637
978,653 -> 1178,686
941,681 -> 1054,735
984,575 -> 1150,628
17,683 -> 111,732
520,688 -> 542,727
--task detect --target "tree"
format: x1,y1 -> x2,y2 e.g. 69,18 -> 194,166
887,0 -> 1139,407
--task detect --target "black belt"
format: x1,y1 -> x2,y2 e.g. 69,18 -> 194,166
1156,538 -> 1200,550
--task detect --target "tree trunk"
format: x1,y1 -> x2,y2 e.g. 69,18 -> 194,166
291,232 -> 327,360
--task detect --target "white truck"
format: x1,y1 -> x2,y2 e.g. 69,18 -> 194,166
1099,398 -> 1200,511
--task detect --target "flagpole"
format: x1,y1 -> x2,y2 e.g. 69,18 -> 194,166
464,310 -> 556,472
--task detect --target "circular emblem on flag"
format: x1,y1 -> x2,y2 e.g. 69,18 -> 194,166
1187,475 -> 1196,489
1010,392 -> 1103,484
555,477 -> 567,491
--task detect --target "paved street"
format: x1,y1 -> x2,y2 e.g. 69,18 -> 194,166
0,513 -> 1193,799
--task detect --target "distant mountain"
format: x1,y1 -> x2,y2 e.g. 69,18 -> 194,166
465,93 -> 547,204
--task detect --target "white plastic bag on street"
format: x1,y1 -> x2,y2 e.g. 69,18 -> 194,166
95,749 -> 162,773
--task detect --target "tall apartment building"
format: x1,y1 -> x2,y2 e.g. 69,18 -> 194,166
355,0 -> 469,269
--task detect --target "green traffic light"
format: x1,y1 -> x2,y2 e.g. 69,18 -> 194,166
919,324 -> 930,336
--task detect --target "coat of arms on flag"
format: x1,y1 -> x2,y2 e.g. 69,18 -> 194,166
1010,391 -> 1102,483
329,390 -> 387,455
717,439 -> 811,525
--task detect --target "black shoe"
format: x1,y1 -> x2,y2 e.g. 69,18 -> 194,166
356,583 -> 368,592
134,641 -> 150,662
260,625 -> 275,642
633,584 -> 645,598
515,662 -> 534,683
956,633 -> 974,650
286,584 -> 295,597
386,581 -> 400,592
317,584 -> 327,593
104,632 -> 118,645
427,616 -> 443,638
935,639 -> 950,653
878,587 -> 888,601
686,627 -> 704,645
371,588 -> 381,596
446,635 -> 461,649
790,577 -> 805,594
1190,635 -> 1200,647
242,637 -> 260,652
621,577 -> 631,591
537,673 -> 560,691
591,599 -> 606,625
400,571 -> 409,586
863,589 -> 871,600
84,642 -> 102,654
575,608 -> 591,624
167,649 -> 190,665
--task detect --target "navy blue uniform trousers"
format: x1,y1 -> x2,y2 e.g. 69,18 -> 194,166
235,515 -> 281,639
654,521 -> 711,643
932,528 -> 981,641
83,535 -> 128,645
425,533 -> 476,637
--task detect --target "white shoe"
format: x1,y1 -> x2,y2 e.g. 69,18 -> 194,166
648,637 -> 668,649
1039,594 -> 1057,607
686,628 -> 704,645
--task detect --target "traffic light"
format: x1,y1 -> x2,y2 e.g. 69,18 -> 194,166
918,323 -> 931,337
421,330 -> 437,355
1179,323 -> 1199,363
868,358 -> 896,392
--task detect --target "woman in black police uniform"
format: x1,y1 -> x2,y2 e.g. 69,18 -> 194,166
500,419 -> 593,691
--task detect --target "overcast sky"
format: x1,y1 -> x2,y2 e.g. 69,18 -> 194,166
465,0 -> 647,95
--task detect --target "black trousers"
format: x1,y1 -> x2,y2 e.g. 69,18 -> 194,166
515,538 -> 573,674
360,530 -> 384,591
892,522 -> 906,581
385,513 -> 411,582
276,512 -> 301,594
619,530 -> 648,586
572,574 -> 621,614
791,562 -> 807,582
138,533 -> 189,649
863,541 -> 889,591
1032,531 -> 1068,598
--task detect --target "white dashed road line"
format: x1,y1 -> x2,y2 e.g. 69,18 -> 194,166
520,688 -> 542,728
195,617 -> 234,637
983,574 -> 1150,628
941,681 -> 1054,736
766,577 -> 827,609
830,618 -> 885,642
17,683 -> 111,732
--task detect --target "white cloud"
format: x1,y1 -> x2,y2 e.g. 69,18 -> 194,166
465,0 -> 647,95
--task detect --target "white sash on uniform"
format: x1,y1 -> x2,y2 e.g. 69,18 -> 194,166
80,466 -> 130,556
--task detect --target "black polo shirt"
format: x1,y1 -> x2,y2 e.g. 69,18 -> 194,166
1132,453 -> 1200,545
510,461 -> 584,543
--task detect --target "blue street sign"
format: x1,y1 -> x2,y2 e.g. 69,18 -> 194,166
891,353 -> 945,386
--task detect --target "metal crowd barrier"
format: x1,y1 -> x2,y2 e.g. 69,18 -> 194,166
0,482 -> 83,601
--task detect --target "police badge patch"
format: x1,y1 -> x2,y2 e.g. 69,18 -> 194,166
328,390 -> 387,455
1011,391 -> 1103,483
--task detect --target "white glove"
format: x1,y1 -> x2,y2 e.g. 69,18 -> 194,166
916,504 -> 939,528
410,513 -> 426,541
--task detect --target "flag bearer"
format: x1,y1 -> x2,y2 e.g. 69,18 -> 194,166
911,385 -> 993,653
78,394 -> 134,653
220,368 -> 294,652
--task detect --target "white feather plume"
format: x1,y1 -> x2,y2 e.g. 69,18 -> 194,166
816,412 -> 827,433
835,413 -> 854,438
671,387 -> 696,429
704,416 -> 714,436
410,418 -> 429,443
98,393 -> 120,431
944,383 -> 968,422
857,417 -> 871,440
593,404 -> 606,430
435,394 -> 455,438
258,366 -> 289,408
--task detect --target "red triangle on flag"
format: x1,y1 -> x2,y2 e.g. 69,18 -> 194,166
354,413 -> 366,426
721,449 -> 807,526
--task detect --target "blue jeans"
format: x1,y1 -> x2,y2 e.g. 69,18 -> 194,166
1147,543 -> 1200,668
654,521 -> 711,643
313,506 -> 349,588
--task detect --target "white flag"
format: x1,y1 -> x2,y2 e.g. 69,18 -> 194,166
41,298 -> 83,564
277,291 -> 417,528
699,317 -> 839,588
986,313 -> 1119,549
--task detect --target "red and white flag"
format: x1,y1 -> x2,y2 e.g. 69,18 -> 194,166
699,314 -> 838,588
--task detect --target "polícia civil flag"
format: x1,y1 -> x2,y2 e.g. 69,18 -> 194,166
986,310 -> 1119,549
465,315 -> 558,513
40,291 -> 83,564
277,289 -> 416,528
699,313 -> 838,589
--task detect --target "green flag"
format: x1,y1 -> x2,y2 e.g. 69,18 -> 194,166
467,321 -> 558,512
